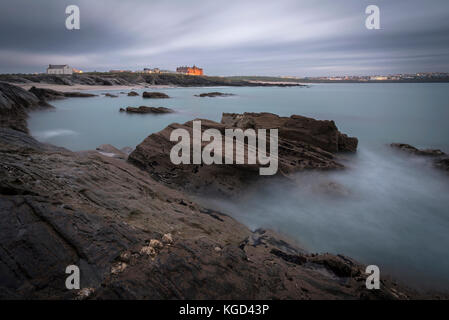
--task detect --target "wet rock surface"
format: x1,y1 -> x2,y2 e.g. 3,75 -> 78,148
127,91 -> 139,96
129,112 -> 358,196
0,83 -> 436,299
0,82 -> 53,133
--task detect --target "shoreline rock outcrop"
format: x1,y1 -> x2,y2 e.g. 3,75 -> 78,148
128,112 -> 358,196
0,82 -> 435,300
0,82 -> 53,133
0,73 -> 307,88
29,86 -> 96,101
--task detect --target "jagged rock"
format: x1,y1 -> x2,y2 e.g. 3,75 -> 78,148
195,92 -> 235,97
142,92 -> 170,99
121,106 -> 174,114
128,112 -> 358,196
0,82 -> 52,133
127,91 -> 139,96
222,113 -> 358,153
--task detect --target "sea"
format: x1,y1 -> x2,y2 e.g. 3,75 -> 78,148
28,83 -> 449,292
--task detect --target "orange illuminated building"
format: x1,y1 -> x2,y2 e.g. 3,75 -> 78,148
176,65 -> 204,76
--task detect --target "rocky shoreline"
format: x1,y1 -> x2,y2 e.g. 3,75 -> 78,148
0,73 -> 306,88
0,82 -> 441,299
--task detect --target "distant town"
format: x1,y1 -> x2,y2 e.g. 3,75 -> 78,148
46,64 -> 204,76
280,72 -> 449,82
17,65 -> 449,83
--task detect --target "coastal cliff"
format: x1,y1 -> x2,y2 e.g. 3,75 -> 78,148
0,83 -> 427,299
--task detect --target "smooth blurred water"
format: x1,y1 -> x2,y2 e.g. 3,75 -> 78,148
29,83 -> 449,291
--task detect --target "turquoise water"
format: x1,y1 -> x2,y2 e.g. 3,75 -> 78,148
29,83 -> 449,291
29,83 -> 449,151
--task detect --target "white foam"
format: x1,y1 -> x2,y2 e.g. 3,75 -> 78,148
34,129 -> 78,141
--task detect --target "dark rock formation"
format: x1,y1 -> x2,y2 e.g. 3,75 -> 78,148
128,112 -> 358,196
120,106 -> 174,114
0,83 -> 431,300
103,93 -> 118,98
195,92 -> 235,97
64,92 -> 97,98
390,143 -> 445,157
29,86 -> 96,101
0,73 -> 308,88
391,143 -> 449,172
127,91 -> 139,96
142,92 -> 170,99
0,129 -> 422,299
0,82 -> 52,133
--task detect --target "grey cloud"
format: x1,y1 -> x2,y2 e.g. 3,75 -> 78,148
0,0 -> 448,75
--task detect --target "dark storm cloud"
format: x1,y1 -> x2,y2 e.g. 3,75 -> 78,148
0,0 -> 448,75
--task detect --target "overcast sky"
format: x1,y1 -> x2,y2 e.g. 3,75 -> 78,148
0,0 -> 448,76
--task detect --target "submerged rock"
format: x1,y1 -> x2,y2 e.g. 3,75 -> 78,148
120,106 -> 174,114
127,91 -> 139,96
195,92 -> 235,97
391,143 -> 449,172
103,93 -> 118,98
142,91 -> 170,99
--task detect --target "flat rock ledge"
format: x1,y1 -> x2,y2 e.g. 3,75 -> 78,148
195,92 -> 235,97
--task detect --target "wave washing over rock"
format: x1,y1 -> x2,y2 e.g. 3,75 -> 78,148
0,82 -> 442,299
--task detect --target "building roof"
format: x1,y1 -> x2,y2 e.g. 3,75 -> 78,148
48,64 -> 69,69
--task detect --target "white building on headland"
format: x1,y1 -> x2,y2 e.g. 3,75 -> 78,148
46,64 -> 73,75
